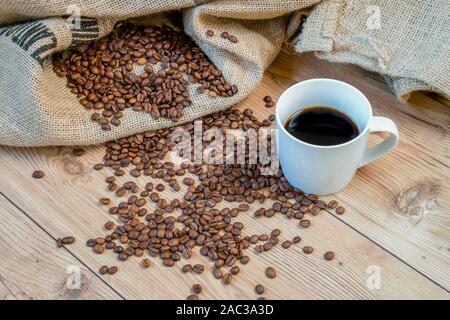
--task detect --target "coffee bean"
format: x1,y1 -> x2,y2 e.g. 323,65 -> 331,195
206,30 -> 214,37
271,229 -> 281,237
93,163 -> 104,170
163,258 -> 175,267
104,221 -> 115,230
303,246 -> 314,254
255,284 -> 265,295
327,200 -> 338,209
32,170 -> 44,179
142,258 -> 152,268
265,267 -> 276,279
263,96 -> 272,103
230,266 -> 240,275
56,238 -> 63,248
99,265 -> 108,274
107,266 -> 118,274
93,244 -> 104,254
62,236 -> 75,245
72,148 -> 85,156
220,31 -> 229,39
100,197 -> 111,205
187,294 -> 199,300
282,240 -> 291,249
192,284 -> 202,294
228,35 -> 238,43
299,219 -> 311,228
192,264 -> 205,274
324,251 -> 335,261
182,264 -> 192,273
335,206 -> 345,215
292,236 -> 301,244
222,273 -> 232,285
213,268 -> 223,279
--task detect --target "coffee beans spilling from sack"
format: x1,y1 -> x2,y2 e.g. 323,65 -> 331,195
53,23 -> 237,131
87,105 -> 341,299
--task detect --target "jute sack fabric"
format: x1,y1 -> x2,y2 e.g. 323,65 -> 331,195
0,0 -> 320,146
292,0 -> 450,101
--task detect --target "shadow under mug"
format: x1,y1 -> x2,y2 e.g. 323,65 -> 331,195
275,78 -> 399,195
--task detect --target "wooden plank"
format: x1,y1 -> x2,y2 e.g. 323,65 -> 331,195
267,52 -> 450,289
0,142 -> 447,299
0,194 -> 121,300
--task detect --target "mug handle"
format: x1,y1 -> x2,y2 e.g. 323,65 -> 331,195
359,116 -> 399,168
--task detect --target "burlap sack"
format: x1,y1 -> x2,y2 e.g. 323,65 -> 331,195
0,0 -> 320,146
292,0 -> 450,101
0,0 -> 448,146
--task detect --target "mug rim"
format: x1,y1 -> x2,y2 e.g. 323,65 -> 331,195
275,78 -> 373,149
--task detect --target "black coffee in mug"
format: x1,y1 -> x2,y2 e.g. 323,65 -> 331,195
285,106 -> 359,146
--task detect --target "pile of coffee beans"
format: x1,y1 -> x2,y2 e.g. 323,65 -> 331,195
87,105 -> 342,299
53,23 -> 237,130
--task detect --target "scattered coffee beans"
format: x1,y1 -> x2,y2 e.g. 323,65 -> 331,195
206,30 -> 214,37
335,206 -> 345,215
86,105 -> 344,297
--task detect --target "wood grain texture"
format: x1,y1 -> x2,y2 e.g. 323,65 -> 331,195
0,52 -> 448,299
0,194 -> 121,300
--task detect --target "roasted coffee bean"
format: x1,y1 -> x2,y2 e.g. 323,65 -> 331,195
182,264 -> 192,273
100,197 -> 111,205
56,238 -> 63,248
265,101 -> 274,108
240,256 -> 250,265
163,258 -> 175,267
228,35 -> 238,43
324,251 -> 335,261
230,266 -> 240,275
282,240 -> 292,249
32,170 -> 44,179
72,148 -> 85,156
263,96 -> 272,103
93,244 -> 105,254
192,264 -> 205,274
107,266 -> 118,274
93,163 -> 104,170
187,294 -> 199,300
104,221 -> 115,230
299,219 -> 311,228
142,259 -> 152,268
265,267 -> 276,279
206,30 -> 214,37
222,273 -> 232,285
192,284 -> 202,294
335,206 -> 345,215
292,236 -> 301,244
213,268 -> 223,279
220,31 -> 229,39
255,284 -> 265,295
327,200 -> 339,209
271,229 -> 281,237
99,265 -> 109,275
303,246 -> 314,254
62,236 -> 75,245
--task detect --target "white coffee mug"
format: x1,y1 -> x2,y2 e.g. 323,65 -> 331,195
275,78 -> 399,195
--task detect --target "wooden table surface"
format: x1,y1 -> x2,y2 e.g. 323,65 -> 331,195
0,52 -> 449,300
